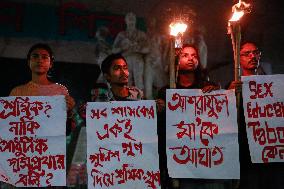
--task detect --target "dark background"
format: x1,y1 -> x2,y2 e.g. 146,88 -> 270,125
0,57 -> 100,103
1,0 -> 284,102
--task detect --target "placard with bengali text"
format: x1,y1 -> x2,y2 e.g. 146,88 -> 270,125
166,89 -> 240,179
0,96 -> 66,187
242,74 -> 284,163
86,100 -> 160,189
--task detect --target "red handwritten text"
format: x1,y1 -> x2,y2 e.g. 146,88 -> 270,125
91,164 -> 160,189
89,147 -> 120,168
174,117 -> 219,146
169,145 -> 224,168
247,101 -> 284,118
96,119 -> 136,141
249,81 -> 273,99
111,105 -> 155,119
168,93 -> 229,119
0,97 -> 52,119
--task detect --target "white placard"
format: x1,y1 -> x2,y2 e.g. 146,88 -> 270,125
86,100 -> 160,189
0,96 -> 66,187
242,74 -> 284,163
166,89 -> 240,179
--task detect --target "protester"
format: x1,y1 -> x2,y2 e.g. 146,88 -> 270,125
227,42 -> 283,189
77,53 -> 144,187
92,53 -> 144,102
228,42 -> 264,90
156,44 -> 223,189
10,43 -> 76,134
79,53 -> 143,127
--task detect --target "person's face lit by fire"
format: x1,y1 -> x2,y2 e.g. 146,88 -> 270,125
240,43 -> 261,73
105,58 -> 129,86
28,48 -> 52,75
179,46 -> 199,71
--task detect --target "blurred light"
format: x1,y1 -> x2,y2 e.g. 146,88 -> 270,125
229,11 -> 244,22
169,22 -> 188,36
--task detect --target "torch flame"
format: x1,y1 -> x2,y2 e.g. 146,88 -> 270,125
229,0 -> 251,22
229,11 -> 244,22
169,22 -> 188,36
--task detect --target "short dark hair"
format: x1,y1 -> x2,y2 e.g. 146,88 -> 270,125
27,43 -> 54,62
101,53 -> 127,74
241,41 -> 260,51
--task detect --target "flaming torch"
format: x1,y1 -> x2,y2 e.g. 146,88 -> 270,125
227,0 -> 251,109
228,0 -> 251,82
169,20 -> 188,88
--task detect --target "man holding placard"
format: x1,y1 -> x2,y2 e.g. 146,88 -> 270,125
85,53 -> 161,189
228,42 -> 283,189
93,53 -> 144,101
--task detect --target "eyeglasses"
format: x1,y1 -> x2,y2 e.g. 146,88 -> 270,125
30,53 -> 50,60
240,50 -> 261,57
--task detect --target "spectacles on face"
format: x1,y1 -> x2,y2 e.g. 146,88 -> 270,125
240,50 -> 261,57
30,53 -> 50,61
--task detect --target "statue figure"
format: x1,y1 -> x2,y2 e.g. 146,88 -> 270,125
112,12 -> 149,90
193,28 -> 207,68
144,18 -> 168,99
94,26 -> 112,83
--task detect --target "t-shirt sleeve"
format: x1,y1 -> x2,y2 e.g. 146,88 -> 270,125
56,83 -> 69,96
9,86 -> 21,96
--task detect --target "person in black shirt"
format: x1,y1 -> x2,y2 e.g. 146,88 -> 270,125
156,44 -> 220,189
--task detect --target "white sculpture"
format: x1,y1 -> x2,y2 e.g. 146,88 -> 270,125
94,26 -> 112,83
144,18 -> 168,99
194,30 -> 207,68
112,12 -> 149,90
